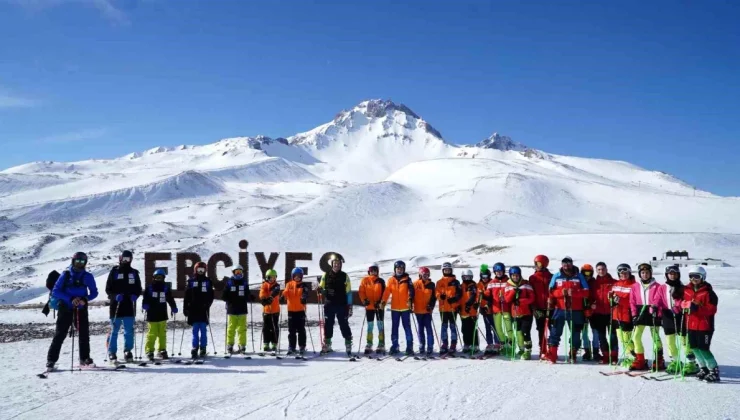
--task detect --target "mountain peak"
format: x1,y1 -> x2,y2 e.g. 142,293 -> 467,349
476,133 -> 527,152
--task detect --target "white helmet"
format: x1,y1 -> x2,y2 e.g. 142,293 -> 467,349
462,269 -> 474,279
688,265 -> 707,280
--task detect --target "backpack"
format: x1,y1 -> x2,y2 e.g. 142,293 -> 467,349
47,270 -> 70,311
42,270 -> 61,316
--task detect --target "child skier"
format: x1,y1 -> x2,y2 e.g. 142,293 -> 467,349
504,266 -> 535,359
358,263 -> 386,355
142,268 -> 178,361
628,263 -> 669,371
663,264 -> 699,375
611,263 -> 637,367
484,262 -> 513,355
459,269 -> 480,355
529,255 -> 553,360
281,268 -> 310,356
221,265 -> 250,355
435,262 -> 462,355
381,260 -> 415,355
478,264 -> 499,355
183,261 -> 214,359
589,262 -> 618,364
545,257 -> 589,364
413,267 -> 436,356
105,250 -> 142,363
580,263 -> 599,361
681,266 -> 720,382
259,269 -> 281,353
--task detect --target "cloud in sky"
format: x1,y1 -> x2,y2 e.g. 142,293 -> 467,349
0,92 -> 37,108
3,0 -> 130,24
36,127 -> 109,144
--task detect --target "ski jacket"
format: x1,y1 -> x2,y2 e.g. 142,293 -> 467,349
358,275 -> 386,310
529,269 -> 553,311
504,279 -> 535,318
142,281 -> 177,322
459,279 -> 479,318
259,280 -> 281,314
549,268 -> 589,311
611,275 -> 636,322
281,280 -> 309,312
477,279 -> 492,313
52,266 -> 98,308
221,276 -> 250,315
183,274 -> 214,325
383,274 -> 415,311
664,278 -> 685,314
413,279 -> 436,314
105,265 -> 142,318
682,282 -> 718,332
629,279 -> 670,325
589,274 -> 616,316
484,275 -> 510,314
319,270 -> 352,307
435,275 -> 462,312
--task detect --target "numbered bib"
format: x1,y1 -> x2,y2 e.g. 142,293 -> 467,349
128,273 -> 135,285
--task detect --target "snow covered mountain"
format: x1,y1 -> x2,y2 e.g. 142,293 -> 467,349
1,98 -> 738,301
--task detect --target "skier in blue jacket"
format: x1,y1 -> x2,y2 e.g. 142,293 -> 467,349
45,252 -> 99,369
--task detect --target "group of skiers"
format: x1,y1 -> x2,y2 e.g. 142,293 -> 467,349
43,251 -> 721,383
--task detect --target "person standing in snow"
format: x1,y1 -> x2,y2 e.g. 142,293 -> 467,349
412,267 -> 436,356
662,264 -> 699,375
281,268 -> 310,356
358,263 -> 386,355
105,250 -> 142,363
484,262 -> 513,354
544,256 -> 589,364
588,262 -> 618,364
142,268 -> 178,361
579,264 -> 598,361
318,256 -> 353,354
221,265 -> 251,356
478,264 -> 499,355
184,261 -> 214,359
504,266 -> 535,359
435,262 -> 462,355
381,260 -> 415,355
681,266 -> 720,382
628,263 -> 670,371
259,269 -> 281,353
459,269 -> 480,354
46,252 -> 99,369
529,255 -> 553,360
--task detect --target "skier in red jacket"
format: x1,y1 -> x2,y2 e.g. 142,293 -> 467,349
529,255 -> 552,360
681,266 -> 720,383
589,262 -> 618,364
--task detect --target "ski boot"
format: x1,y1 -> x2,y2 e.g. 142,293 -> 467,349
299,347 -> 306,356
539,347 -> 548,361
405,346 -> 414,356
45,361 -> 55,369
199,346 -> 207,357
546,346 -> 558,364
375,343 -> 386,355
592,347 -> 602,362
629,354 -> 648,371
582,348 -> 592,361
426,348 -> 434,358
521,350 -> 532,360
515,350 -> 525,359
651,350 -> 666,372
568,350 -> 578,364
485,344 -> 496,355
108,353 -> 118,363
389,345 -> 400,355
364,344 -> 373,356
147,352 -> 155,362
263,343 -> 271,353
449,341 -> 458,355
237,345 -> 246,355
665,359 -> 682,375
124,351 -> 134,363
439,342 -> 449,355
345,339 -> 353,356
610,351 -> 619,365
683,360 -> 699,376
320,339 -> 332,354
191,348 -> 199,360
462,345 -> 471,353
703,367 -> 720,383
696,367 -> 710,381
270,344 -> 278,353
620,351 -> 636,368
80,358 -> 95,367
418,346 -> 426,355
286,348 -> 296,356
226,345 -> 234,355
158,350 -> 169,360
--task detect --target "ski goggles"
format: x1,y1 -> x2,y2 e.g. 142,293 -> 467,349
195,267 -> 206,274
233,269 -> 244,276
666,267 -> 680,275
689,274 -> 703,280
73,259 -> 87,265
120,256 -> 132,263
582,271 -> 593,277
481,274 -> 490,279
154,275 -> 165,281
617,267 -> 631,274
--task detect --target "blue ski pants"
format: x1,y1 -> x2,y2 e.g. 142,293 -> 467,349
192,322 -> 208,348
440,311 -> 458,344
415,313 -> 434,351
391,310 -> 413,350
548,309 -> 585,351
108,316 -> 135,354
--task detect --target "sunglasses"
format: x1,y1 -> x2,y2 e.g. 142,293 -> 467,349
74,259 -> 87,264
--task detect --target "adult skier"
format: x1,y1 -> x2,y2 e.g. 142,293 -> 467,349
142,268 -> 178,361
45,252 -> 99,370
281,268 -> 310,356
259,269 -> 281,353
459,269 -> 480,354
628,263 -> 669,371
504,266 -> 535,359
589,262 -> 618,364
221,265 -> 250,355
529,255 -> 553,360
681,266 -> 720,382
579,264 -> 598,361
478,264 -> 499,355
545,256 -> 589,364
318,256 -> 353,355
381,260 -> 415,355
105,250 -> 142,363
484,262 -> 513,354
412,266 -> 436,356
358,263 -> 386,354
611,263 -> 637,367
435,262 -> 462,355
663,265 -> 699,375
184,261 -> 214,359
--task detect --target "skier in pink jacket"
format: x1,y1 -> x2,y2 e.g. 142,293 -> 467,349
628,263 -> 670,371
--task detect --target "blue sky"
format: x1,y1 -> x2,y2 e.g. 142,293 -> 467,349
1,0 -> 738,196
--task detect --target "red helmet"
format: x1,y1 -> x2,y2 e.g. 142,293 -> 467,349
534,255 -> 549,269
419,267 -> 430,277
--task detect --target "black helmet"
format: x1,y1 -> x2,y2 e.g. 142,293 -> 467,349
72,252 -> 88,269
665,264 -> 680,279
120,250 -> 133,264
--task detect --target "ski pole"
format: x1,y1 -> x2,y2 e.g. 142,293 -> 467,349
171,313 -> 176,355
250,298 -> 255,353
275,305 -> 283,357
138,315 -> 147,360
224,307 -> 229,355
471,294 -> 482,357
431,314 -> 441,349
105,302 -> 121,362
306,310 -> 316,353
356,309 -> 367,355
206,310 -> 217,355
178,320 -> 186,356
71,306 -> 77,372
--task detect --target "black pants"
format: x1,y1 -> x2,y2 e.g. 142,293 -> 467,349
535,316 -> 547,350
263,313 -> 279,344
688,330 -> 713,351
324,304 -> 352,341
662,311 -> 686,336
366,308 -> 385,322
461,317 -> 477,346
589,314 -> 618,352
514,315 -> 534,348
47,304 -> 90,363
288,311 -> 307,349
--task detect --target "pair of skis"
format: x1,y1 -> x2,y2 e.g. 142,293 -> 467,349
37,363 -> 126,379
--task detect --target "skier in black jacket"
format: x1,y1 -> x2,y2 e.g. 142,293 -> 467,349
221,265 -> 251,355
184,262 -> 214,359
105,250 -> 142,363
142,268 -> 178,361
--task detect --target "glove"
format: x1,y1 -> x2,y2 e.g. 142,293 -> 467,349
380,301 -> 386,310
42,302 -> 50,316
650,305 -> 660,317
171,307 -> 178,314
271,288 -> 280,297
690,302 -> 699,312
115,294 -> 124,303
426,304 -> 434,312
300,297 -> 307,305
591,304 -> 597,310
183,308 -> 189,317
480,306 -> 489,315
472,303 -> 479,310
266,297 -> 274,305
142,303 -> 149,311
610,295 -> 620,307
279,296 -> 286,304
347,305 -> 353,317
534,309 -> 544,319
363,299 -> 370,306
131,294 -> 138,302
440,293 -> 447,300
632,316 -> 639,325
465,304 -> 472,313
454,306 -> 461,314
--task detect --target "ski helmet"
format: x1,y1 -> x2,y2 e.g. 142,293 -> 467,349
265,269 -> 278,279
480,265 -> 491,279
153,268 -> 167,280
119,250 -> 133,264
442,262 -> 453,275
394,260 -> 406,271
462,269 -> 474,280
480,263 -> 489,272
561,256 -> 573,264
638,263 -> 652,276
617,263 -> 632,275
419,267 -> 430,278
581,264 -> 594,276
193,261 -> 207,275
291,267 -> 304,278
71,251 -> 88,268
493,262 -> 505,273
534,255 -> 549,269
508,266 -> 522,277
665,265 -> 680,280
368,263 -> 379,274
688,265 -> 706,281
